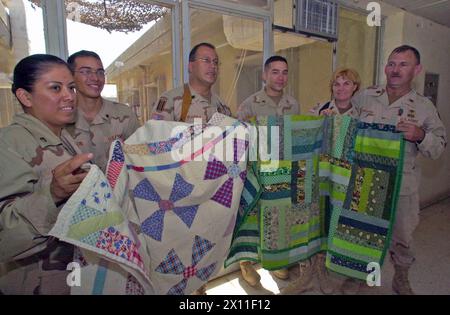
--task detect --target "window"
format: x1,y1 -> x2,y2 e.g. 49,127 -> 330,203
65,0 -> 171,122
0,0 -> 44,127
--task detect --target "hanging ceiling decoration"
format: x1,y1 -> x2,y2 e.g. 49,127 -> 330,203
29,0 -> 166,33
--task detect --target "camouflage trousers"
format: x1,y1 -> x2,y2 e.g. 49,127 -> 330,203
389,194 -> 420,267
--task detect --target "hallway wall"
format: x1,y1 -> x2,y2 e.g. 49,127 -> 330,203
402,12 -> 450,207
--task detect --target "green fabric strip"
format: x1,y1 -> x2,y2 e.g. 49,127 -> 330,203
260,160 -> 292,169
320,182 -> 331,193
239,222 -> 258,231
260,174 -> 291,185
290,229 -> 321,247
380,137 -> 404,265
332,238 -> 382,260
243,214 -> 258,224
284,116 -> 292,160
357,128 -> 401,141
356,135 -> 401,152
355,144 -> 401,158
67,211 -> 124,240
333,116 -> 350,158
331,165 -> 352,178
358,168 -> 374,213
305,159 -> 313,204
330,240 -> 382,262
290,115 -> 324,123
330,190 -> 346,202
328,262 -> 368,281
319,161 -> 331,171
277,203 -> 287,249
340,208 -> 390,228
291,224 -> 321,240
354,136 -> 401,158
229,237 -> 260,246
290,216 -> 321,233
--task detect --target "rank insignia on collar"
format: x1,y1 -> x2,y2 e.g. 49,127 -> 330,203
407,109 -> 416,118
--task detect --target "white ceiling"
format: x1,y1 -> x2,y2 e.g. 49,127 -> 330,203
382,0 -> 450,28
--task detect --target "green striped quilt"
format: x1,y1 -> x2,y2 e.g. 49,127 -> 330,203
225,115 -> 404,281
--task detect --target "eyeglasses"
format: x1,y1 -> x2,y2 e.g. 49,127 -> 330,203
75,68 -> 106,77
194,57 -> 220,67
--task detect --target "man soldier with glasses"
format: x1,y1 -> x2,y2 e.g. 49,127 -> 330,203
150,42 -> 231,123
67,50 -> 140,172
150,43 -> 231,296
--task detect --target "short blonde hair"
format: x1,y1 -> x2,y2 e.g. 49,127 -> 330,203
330,68 -> 361,96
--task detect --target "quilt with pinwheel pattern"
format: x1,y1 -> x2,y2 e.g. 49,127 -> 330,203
50,113 -> 249,295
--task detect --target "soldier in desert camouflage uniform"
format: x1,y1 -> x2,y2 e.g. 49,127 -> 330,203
293,68 -> 362,296
150,43 -> 231,124
236,56 -> 301,289
236,56 -> 300,122
309,67 -> 360,119
149,43 -> 231,296
353,45 -> 447,295
0,55 -> 92,294
67,50 -> 140,172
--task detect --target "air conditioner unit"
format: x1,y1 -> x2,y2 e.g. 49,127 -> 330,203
295,0 -> 339,41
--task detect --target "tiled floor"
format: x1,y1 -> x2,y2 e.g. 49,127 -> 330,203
206,197 -> 450,295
